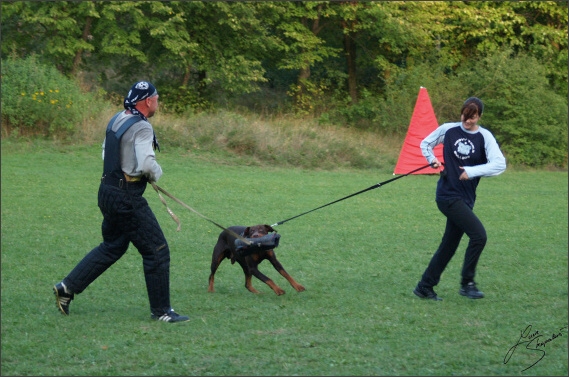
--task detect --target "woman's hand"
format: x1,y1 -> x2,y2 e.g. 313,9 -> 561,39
430,159 -> 442,169
459,166 -> 469,180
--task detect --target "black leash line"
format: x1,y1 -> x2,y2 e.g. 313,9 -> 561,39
271,163 -> 435,227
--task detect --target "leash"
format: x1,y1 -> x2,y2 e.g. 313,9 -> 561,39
150,182 -> 253,246
149,162 -> 437,243
271,163 -> 436,227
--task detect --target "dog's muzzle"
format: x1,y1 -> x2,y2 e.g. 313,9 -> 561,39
234,233 -> 281,256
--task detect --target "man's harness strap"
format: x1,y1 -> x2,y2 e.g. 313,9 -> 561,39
106,112 -> 142,139
101,113 -> 146,188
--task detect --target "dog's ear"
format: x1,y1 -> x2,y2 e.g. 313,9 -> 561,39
243,227 -> 252,237
265,225 -> 275,233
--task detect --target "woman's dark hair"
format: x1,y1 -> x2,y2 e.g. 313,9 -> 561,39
461,97 -> 484,120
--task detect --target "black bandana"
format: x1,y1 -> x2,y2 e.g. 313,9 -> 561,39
123,81 -> 160,151
123,81 -> 158,121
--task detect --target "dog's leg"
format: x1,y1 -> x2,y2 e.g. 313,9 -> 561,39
266,251 -> 306,292
208,246 -> 227,293
244,274 -> 260,294
236,260 -> 260,294
246,261 -> 286,295
278,270 -> 305,292
264,279 -> 286,296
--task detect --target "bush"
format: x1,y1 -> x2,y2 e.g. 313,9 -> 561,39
359,50 -> 567,168
321,62 -> 470,134
373,62 -> 470,133
1,55 -> 106,140
459,49 -> 568,167
322,89 -> 383,131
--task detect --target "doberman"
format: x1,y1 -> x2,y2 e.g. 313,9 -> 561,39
208,224 -> 305,295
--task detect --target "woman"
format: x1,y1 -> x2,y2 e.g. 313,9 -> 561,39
413,97 -> 506,301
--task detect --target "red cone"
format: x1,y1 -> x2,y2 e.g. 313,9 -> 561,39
394,87 -> 444,174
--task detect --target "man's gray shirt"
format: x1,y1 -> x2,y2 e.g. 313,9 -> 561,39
102,111 -> 162,182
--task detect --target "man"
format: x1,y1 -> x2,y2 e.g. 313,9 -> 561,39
53,81 -> 189,323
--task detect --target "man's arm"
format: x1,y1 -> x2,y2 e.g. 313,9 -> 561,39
134,127 -> 163,182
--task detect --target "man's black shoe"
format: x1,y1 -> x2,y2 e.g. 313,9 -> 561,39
53,282 -> 74,315
413,283 -> 442,301
459,282 -> 484,299
151,309 -> 190,323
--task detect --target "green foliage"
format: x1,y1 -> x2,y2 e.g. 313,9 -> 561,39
321,61 -> 468,134
159,85 -> 213,114
459,49 -> 568,167
319,88 -> 381,131
1,2 -> 567,168
2,1 -> 565,99
286,79 -> 330,116
323,49 -> 568,168
509,1 -> 568,97
1,55 -> 106,139
0,1 -> 99,75
374,62 -> 470,132
272,2 -> 341,72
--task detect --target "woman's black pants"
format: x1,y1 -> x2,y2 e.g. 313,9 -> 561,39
420,198 -> 487,288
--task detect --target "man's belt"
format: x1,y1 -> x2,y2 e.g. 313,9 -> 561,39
101,174 -> 146,189
124,173 -> 142,182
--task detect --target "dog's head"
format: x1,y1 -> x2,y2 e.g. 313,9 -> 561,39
243,224 -> 275,239
232,225 -> 279,262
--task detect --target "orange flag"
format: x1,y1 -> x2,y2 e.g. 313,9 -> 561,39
394,87 -> 444,175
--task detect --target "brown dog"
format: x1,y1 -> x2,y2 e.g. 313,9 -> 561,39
208,225 -> 305,295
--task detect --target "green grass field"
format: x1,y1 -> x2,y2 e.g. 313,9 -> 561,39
1,141 -> 567,376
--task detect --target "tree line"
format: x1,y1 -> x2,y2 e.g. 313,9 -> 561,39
1,1 -> 568,167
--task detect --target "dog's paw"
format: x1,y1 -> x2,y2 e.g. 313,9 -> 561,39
274,288 -> 286,295
295,284 -> 306,292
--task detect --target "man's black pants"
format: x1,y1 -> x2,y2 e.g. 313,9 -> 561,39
63,183 -> 172,314
420,198 -> 487,288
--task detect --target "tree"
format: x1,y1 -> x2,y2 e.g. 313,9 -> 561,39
1,1 -> 98,75
432,1 -> 568,96
459,49 -> 567,167
267,1 -> 341,112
